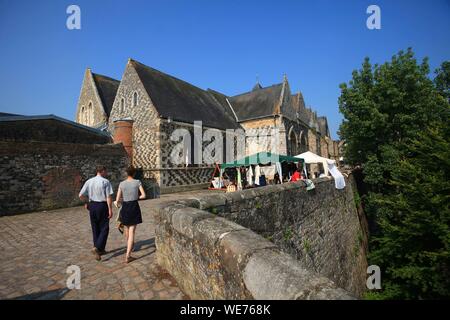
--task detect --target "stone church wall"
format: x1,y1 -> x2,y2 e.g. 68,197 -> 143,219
158,120 -> 225,191
282,117 -> 309,156
75,70 -> 107,127
240,118 -> 282,156
108,62 -> 161,191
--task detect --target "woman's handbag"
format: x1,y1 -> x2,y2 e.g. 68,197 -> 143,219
114,201 -> 124,234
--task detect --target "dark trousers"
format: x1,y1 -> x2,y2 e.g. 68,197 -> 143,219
88,202 -> 109,251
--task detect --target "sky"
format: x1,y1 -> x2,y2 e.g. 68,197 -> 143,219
0,0 -> 449,139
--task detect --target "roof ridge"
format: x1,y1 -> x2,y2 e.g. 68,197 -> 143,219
91,72 -> 120,117
127,59 -> 241,130
0,114 -> 110,137
231,82 -> 283,98
129,59 -> 210,94
206,88 -> 228,97
92,72 -> 120,83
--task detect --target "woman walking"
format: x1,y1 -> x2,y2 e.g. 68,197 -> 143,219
115,167 -> 146,263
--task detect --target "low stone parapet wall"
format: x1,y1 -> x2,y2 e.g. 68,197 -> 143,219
188,176 -> 368,298
154,197 -> 354,300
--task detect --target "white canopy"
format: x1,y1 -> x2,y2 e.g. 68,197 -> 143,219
295,151 -> 335,176
295,151 -> 345,189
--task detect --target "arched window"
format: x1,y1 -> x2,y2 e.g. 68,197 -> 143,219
133,92 -> 138,107
80,106 -> 85,123
299,130 -> 308,153
88,102 -> 93,125
120,98 -> 125,113
288,127 -> 298,156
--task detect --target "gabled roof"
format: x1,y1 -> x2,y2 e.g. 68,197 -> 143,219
228,83 -> 284,122
91,73 -> 120,117
129,59 -> 240,130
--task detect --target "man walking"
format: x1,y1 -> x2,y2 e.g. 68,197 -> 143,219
79,165 -> 114,261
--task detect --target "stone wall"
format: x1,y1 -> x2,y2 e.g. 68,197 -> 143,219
159,120 -> 223,189
320,136 -> 329,159
240,117 -> 287,156
193,176 -> 368,297
240,117 -> 312,157
108,61 -> 162,195
154,200 -> 353,300
0,141 -> 129,215
109,60 -> 161,172
154,175 -> 367,299
282,117 -> 309,155
75,69 -> 108,127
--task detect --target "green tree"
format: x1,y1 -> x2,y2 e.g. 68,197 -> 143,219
339,49 -> 450,299
434,61 -> 450,102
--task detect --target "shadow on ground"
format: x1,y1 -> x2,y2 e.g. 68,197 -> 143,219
11,288 -> 70,300
101,237 -> 156,262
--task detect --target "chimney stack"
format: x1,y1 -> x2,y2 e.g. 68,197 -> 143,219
113,119 -> 134,160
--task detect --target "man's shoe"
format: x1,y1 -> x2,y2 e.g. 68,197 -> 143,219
98,250 -> 107,256
91,248 -> 101,261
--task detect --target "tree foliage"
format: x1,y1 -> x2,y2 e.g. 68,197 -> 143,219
339,48 -> 450,299
434,61 -> 450,103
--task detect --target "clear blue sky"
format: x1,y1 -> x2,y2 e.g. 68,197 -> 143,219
1,0 -> 449,139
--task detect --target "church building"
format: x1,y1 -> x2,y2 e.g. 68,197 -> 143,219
75,59 -> 339,194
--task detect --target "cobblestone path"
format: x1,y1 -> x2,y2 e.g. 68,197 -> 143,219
0,190 -> 215,300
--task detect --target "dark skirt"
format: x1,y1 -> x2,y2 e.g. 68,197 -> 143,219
120,201 -> 142,226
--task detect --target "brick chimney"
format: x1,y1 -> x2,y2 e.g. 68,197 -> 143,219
113,119 -> 134,160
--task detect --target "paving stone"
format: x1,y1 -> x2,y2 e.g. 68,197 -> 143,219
141,290 -> 155,300
0,191 -> 213,300
152,282 -> 165,291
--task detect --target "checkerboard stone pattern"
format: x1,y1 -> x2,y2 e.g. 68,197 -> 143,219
0,193 -> 205,300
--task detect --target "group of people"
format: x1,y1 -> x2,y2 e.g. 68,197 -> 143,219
220,162 -> 307,189
79,165 -> 146,263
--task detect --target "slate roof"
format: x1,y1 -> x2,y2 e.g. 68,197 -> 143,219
228,83 -> 284,122
92,73 -> 120,117
0,112 -> 21,117
130,60 -> 240,130
0,114 -> 110,137
87,59 -> 331,137
207,89 -> 238,121
0,113 -> 110,138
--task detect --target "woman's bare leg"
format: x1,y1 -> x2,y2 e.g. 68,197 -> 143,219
126,225 -> 136,259
124,226 -> 129,242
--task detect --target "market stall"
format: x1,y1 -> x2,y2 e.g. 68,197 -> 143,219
295,151 -> 346,189
209,152 -> 304,190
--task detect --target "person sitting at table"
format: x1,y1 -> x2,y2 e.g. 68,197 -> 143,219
290,168 -> 301,182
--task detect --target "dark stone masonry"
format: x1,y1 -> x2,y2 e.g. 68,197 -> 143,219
0,114 -> 130,216
0,141 -> 128,216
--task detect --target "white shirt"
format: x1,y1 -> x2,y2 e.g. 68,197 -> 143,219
79,175 -> 113,202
